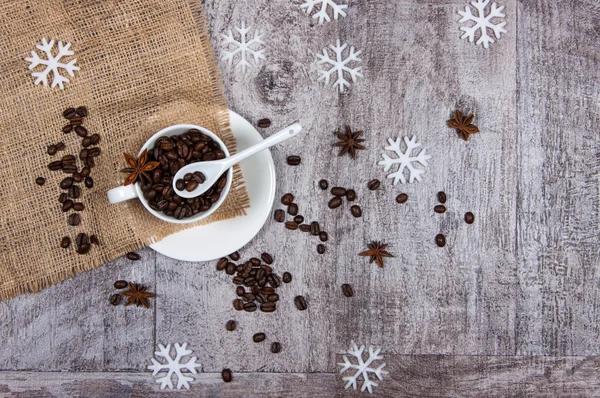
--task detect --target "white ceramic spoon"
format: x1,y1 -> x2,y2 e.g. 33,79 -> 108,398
173,122 -> 302,199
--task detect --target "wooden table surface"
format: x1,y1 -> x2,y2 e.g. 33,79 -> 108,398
2,1 -> 600,397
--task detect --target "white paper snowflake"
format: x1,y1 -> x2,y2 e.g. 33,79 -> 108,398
458,0 -> 507,49
378,136 -> 431,185
338,341 -> 389,394
24,38 -> 80,90
221,22 -> 266,74
148,343 -> 202,390
300,0 -> 348,24
316,39 -> 363,93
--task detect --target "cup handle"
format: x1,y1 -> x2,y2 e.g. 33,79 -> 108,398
107,184 -> 138,204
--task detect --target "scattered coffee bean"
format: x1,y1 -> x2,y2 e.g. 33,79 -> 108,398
63,108 -> 77,119
294,295 -> 308,311
35,177 -> 45,186
342,284 -> 354,297
287,156 -> 301,166
244,302 -> 258,312
438,191 -> 447,204
68,213 -> 81,226
221,368 -> 233,383
192,171 -> 206,184
229,251 -> 240,261
465,212 -> 475,224
319,179 -> 329,190
226,320 -> 237,331
285,221 -> 298,230
233,299 -> 244,310
109,294 -> 122,306
69,116 -> 83,126
261,253 -> 273,265
282,272 -> 292,283
75,233 -> 89,247
250,257 -> 261,266
62,124 -> 73,134
80,167 -> 91,178
75,125 -> 88,137
69,185 -> 80,199
84,177 -> 94,188
434,205 -> 446,214
271,342 -> 282,353
281,193 -> 294,206
299,224 -> 311,232
59,193 -> 68,203
76,106 -> 88,117
72,172 -> 83,183
114,280 -> 128,289
261,302 -> 276,312
217,258 -> 228,271
60,177 -> 73,189
293,215 -> 304,224
185,180 -> 199,192
368,179 -> 381,190
77,243 -> 91,255
274,209 -> 285,223
62,200 -> 73,212
226,263 -> 236,275
48,160 -> 63,171
317,244 -> 325,254
396,193 -> 408,204
346,189 -> 356,201
47,145 -> 57,155
310,222 -> 320,236
126,252 -> 141,261
319,231 -> 328,242
60,236 -> 71,248
90,134 -> 101,145
253,332 -> 266,343
435,234 -> 446,247
288,203 -> 298,216
73,202 -> 85,211
350,205 -> 362,218
331,187 -> 346,197
56,142 -> 66,151
328,196 -> 343,209
257,118 -> 271,128
90,235 -> 100,245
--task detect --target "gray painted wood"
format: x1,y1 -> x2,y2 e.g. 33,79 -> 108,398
1,0 -> 600,395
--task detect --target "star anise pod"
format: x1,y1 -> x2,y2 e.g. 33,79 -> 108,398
122,282 -> 156,309
334,125 -> 366,159
120,149 -> 160,186
447,110 -> 480,141
359,241 -> 394,268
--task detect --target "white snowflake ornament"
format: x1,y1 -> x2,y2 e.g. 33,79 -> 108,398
24,38 -> 80,90
316,39 -> 363,93
338,341 -> 389,394
148,342 -> 202,390
221,22 -> 266,74
458,0 -> 507,49
300,0 -> 348,24
378,136 -> 431,185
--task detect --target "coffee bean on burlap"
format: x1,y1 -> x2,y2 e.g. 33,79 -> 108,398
68,213 -> 81,226
60,237 -> 71,248
35,177 -> 45,186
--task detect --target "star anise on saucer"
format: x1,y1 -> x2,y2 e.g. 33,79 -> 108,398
334,125 -> 366,159
447,110 -> 480,141
359,241 -> 394,268
120,149 -> 160,186
122,282 -> 156,308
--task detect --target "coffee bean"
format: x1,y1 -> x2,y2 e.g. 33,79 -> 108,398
90,235 -> 100,245
77,243 -> 91,254
285,221 -> 298,230
226,320 -> 237,331
75,234 -> 88,248
114,280 -> 128,289
76,106 -> 88,117
368,179 -> 380,190
331,187 -> 346,196
226,263 -> 236,275
310,222 -> 320,236
186,180 -> 199,192
79,167 -> 90,178
63,108 -> 77,119
88,147 -> 101,157
282,272 -> 292,283
253,332 -> 266,343
250,257 -> 261,266
72,172 -> 82,183
244,302 -> 258,312
288,203 -> 298,216
62,155 -> 76,164
434,205 -> 446,214
261,253 -> 273,264
465,212 -> 475,224
293,215 -> 304,224
319,231 -> 328,242
84,177 -> 94,188
271,342 -> 282,353
319,179 -> 329,190
59,193 -> 68,203
281,193 -> 294,206
435,234 -> 446,247
342,284 -> 354,297
229,251 -> 240,261
233,299 -> 244,310
62,125 -> 73,134
81,137 -> 92,147
267,293 -> 279,302
35,177 -> 45,186
55,142 -> 66,151
257,118 -> 271,128
62,200 -> 73,212
126,252 -> 141,261
267,274 -> 281,288
317,244 -> 325,254
109,294 -> 122,306
69,185 -> 80,199
328,196 -> 342,209
60,177 -> 73,189
299,224 -> 311,232
75,125 -> 88,137
262,287 -> 275,295
261,302 -> 276,312
48,160 -> 63,171
73,202 -> 85,211
60,236 -> 71,248
243,293 -> 255,302
216,258 -> 228,271
438,191 -> 447,204
47,145 -> 57,155
294,295 -> 308,311
287,156 -> 301,166
232,276 -> 243,285
192,171 -> 206,184
90,134 -> 101,145
396,193 -> 408,204
221,368 -> 233,383
350,205 -> 362,218
346,189 -> 356,201
68,213 -> 81,226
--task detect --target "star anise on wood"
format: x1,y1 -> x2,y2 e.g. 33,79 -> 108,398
359,241 -> 394,268
334,125 -> 366,159
122,282 -> 156,308
447,110 -> 480,141
120,149 -> 160,186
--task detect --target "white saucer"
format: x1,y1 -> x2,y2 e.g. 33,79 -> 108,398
150,110 -> 276,261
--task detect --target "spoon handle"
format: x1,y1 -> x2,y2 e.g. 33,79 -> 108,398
221,122 -> 303,169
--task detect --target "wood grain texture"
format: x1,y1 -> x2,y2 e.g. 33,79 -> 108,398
1,0 -> 599,396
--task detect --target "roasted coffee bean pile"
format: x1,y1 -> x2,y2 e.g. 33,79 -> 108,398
41,107 -> 101,254
323,180 -> 363,219
142,130 -> 227,220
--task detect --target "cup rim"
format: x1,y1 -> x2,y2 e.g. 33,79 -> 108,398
134,124 -> 233,224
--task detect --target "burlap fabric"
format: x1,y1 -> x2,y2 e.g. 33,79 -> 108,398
0,0 -> 250,300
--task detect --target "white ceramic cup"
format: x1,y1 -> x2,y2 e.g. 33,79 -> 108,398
107,124 -> 233,224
